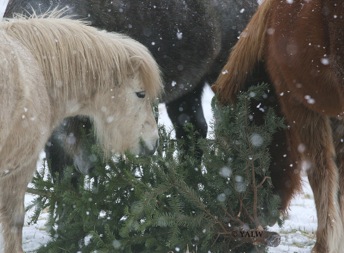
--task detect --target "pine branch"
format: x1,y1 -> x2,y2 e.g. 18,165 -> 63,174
26,187 -> 51,197
257,176 -> 271,188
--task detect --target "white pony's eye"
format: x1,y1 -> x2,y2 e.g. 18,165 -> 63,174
135,91 -> 146,98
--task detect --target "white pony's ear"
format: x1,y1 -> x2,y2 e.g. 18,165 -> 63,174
0,0 -> 9,21
130,56 -> 144,73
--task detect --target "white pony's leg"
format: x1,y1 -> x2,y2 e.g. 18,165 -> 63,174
0,161 -> 37,253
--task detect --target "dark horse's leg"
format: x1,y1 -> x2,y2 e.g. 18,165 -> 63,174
45,116 -> 95,187
45,133 -> 76,185
165,82 -> 208,158
246,62 -> 301,214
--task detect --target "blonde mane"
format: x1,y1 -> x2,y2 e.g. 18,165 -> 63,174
1,14 -> 162,101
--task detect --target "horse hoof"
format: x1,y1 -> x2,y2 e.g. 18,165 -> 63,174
311,242 -> 329,253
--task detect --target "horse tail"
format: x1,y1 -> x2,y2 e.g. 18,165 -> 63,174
212,0 -> 274,105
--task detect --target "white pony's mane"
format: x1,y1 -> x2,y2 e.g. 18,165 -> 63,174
1,12 -> 162,101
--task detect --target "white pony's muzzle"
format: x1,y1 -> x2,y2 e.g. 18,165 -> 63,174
139,138 -> 159,156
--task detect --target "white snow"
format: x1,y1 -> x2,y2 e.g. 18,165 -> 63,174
0,85 -> 316,252
0,0 -> 9,22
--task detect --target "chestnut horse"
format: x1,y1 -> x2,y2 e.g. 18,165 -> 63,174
213,0 -> 344,252
0,15 -> 162,253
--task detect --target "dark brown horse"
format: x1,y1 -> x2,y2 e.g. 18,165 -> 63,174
213,0 -> 344,252
5,0 -> 259,181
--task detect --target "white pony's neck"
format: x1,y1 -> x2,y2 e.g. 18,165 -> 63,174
0,0 -> 9,21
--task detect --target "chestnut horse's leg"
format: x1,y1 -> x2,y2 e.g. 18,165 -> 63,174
275,92 -> 342,252
0,161 -> 37,253
269,128 -> 302,212
333,119 -> 344,221
335,120 -> 344,253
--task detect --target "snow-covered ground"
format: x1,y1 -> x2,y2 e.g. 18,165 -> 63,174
1,86 -> 317,252
269,180 -> 316,253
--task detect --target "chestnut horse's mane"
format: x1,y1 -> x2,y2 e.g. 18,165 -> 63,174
212,0 -> 273,104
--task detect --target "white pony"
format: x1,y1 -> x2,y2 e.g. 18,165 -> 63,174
0,14 -> 162,253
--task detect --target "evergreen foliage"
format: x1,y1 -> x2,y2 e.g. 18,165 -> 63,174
28,84 -> 284,253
